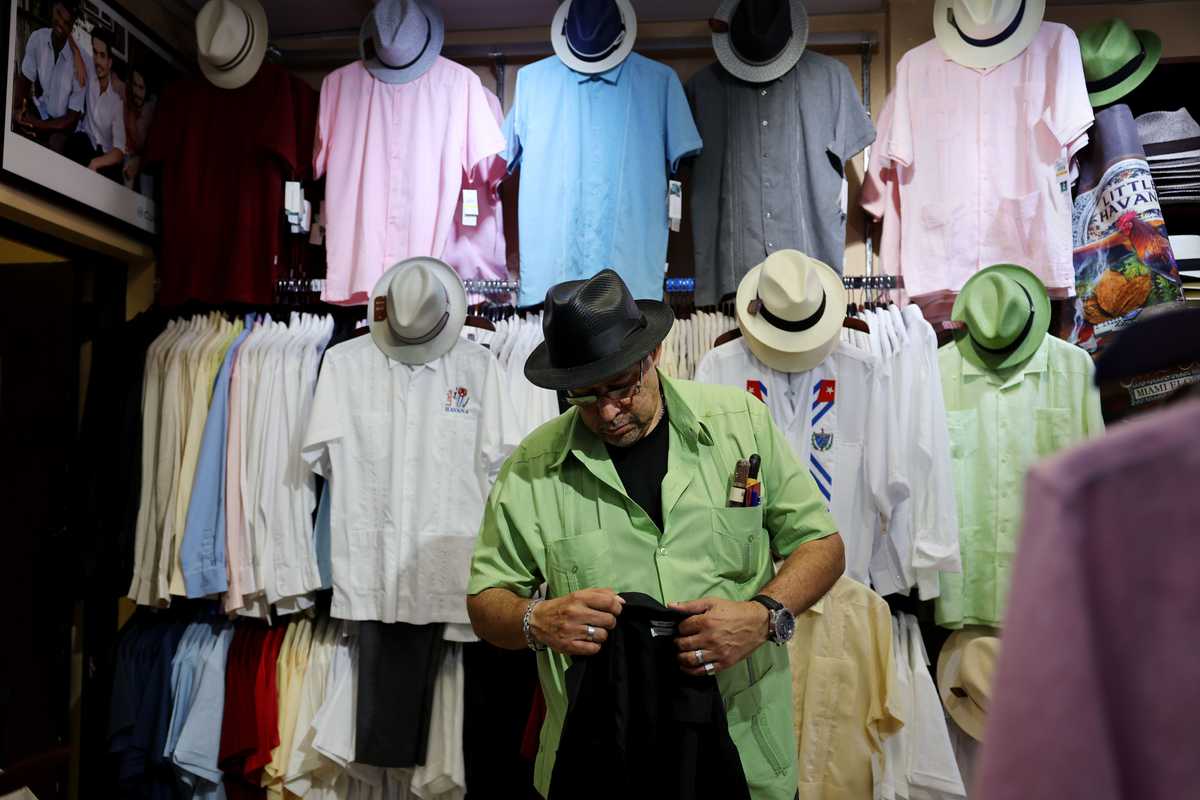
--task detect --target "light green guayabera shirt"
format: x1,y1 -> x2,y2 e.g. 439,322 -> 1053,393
936,336 -> 1105,629
468,374 -> 838,800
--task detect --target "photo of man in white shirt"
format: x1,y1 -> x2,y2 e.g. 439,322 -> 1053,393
65,27 -> 126,181
12,1 -> 87,154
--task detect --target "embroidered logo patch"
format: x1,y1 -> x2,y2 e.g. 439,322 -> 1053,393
812,430 -> 834,451
445,386 -> 470,415
746,379 -> 769,402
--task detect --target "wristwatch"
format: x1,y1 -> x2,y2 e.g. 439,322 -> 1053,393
751,594 -> 796,645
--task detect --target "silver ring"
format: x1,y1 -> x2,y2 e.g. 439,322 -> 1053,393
704,662 -> 715,675
585,625 -> 596,642
693,649 -> 704,665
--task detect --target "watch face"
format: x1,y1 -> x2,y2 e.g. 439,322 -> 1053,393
774,609 -> 796,643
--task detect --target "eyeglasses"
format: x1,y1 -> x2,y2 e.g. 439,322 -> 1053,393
565,359 -> 646,408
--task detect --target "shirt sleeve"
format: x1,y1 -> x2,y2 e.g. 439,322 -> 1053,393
467,456 -> 546,598
463,72 -> 506,175
829,59 -> 875,165
885,57 -> 915,168
860,92 -> 895,220
67,53 -> 87,114
20,30 -> 40,82
750,394 -> 839,558
300,356 -> 341,479
664,70 -> 703,173
1043,26 -> 1093,153
501,70 -> 524,172
313,72 -> 337,180
112,96 -> 127,153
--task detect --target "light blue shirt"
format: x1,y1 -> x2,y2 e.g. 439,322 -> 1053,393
181,322 -> 252,597
314,481 -> 333,590
504,53 -> 702,306
163,623 -> 211,762
20,27 -> 86,120
173,622 -> 234,794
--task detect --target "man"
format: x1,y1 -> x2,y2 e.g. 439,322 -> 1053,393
467,269 -> 844,799
13,1 -> 86,153
121,65 -> 155,191
66,28 -> 126,181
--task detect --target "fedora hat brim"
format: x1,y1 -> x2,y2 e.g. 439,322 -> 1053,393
952,264 -> 1051,372
523,300 -> 675,390
369,257 -> 467,365
735,258 -> 847,373
360,0 -> 445,85
932,0 -> 1046,70
550,0 -> 638,76
198,0 -> 269,90
1088,29 -> 1162,107
937,628 -> 995,742
711,0 -> 809,84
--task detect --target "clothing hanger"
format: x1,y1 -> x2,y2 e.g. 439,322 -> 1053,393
464,314 -> 496,331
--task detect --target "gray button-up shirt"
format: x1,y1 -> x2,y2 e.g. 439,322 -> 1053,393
686,52 -> 875,305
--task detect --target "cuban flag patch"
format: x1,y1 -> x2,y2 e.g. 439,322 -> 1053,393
809,380 -> 836,504
746,379 -> 769,403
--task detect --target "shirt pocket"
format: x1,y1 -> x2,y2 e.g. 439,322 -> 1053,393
993,190 -> 1043,258
710,506 -> 767,585
1034,408 -> 1073,456
946,409 -> 978,460
545,528 -> 613,597
724,651 -> 792,783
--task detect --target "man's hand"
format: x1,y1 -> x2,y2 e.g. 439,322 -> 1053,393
87,156 -> 102,172
671,598 -> 769,677
530,588 -> 624,657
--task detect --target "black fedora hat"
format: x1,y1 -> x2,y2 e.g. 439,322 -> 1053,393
524,269 -> 675,391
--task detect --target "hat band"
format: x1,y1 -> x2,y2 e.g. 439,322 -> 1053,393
754,291 -> 827,333
375,14 -> 432,71
1086,44 -> 1147,93
972,285 -> 1034,355
213,6 -> 255,72
393,309 -> 449,345
950,0 -> 1025,48
566,27 -> 626,63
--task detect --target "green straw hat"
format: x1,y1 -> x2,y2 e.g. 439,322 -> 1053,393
1079,18 -> 1162,108
952,265 -> 1050,372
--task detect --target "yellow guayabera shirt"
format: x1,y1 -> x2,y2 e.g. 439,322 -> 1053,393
468,374 -> 838,800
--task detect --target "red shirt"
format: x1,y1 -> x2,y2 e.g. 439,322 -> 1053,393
144,64 -> 317,306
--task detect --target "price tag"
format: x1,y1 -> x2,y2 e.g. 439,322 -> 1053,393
462,189 -> 479,226
668,180 -> 683,232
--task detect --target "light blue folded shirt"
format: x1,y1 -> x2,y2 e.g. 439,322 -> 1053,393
173,622 -> 235,793
181,322 -> 252,597
504,53 -> 702,306
163,622 -> 214,762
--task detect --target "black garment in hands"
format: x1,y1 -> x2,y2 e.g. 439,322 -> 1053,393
548,592 -> 750,800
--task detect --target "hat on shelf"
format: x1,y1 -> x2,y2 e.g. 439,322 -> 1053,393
1136,109 -> 1200,162
551,0 -> 638,76
524,269 -> 674,390
710,0 -> 809,84
735,250 -> 847,373
1079,19 -> 1162,107
369,257 -> 467,364
951,264 -> 1050,372
938,629 -> 1000,742
932,0 -> 1045,70
195,0 -> 269,89
360,0 -> 444,85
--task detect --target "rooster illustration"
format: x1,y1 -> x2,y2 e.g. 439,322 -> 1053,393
1117,211 -> 1181,285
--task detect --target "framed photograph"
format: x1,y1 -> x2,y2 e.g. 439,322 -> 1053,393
0,0 -> 188,236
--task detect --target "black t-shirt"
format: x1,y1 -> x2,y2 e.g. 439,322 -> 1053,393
606,406 -> 670,531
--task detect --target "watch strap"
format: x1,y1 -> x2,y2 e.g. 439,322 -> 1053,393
751,594 -> 784,613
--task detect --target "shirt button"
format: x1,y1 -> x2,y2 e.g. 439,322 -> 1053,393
747,535 -> 756,544
658,546 -> 668,556
761,120 -> 768,127
760,89 -> 767,97
765,211 -> 772,219
572,565 -> 579,574
767,242 -> 775,249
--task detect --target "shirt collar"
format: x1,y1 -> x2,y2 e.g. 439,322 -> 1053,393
385,352 -> 444,373
961,336 -> 1049,388
549,370 -> 712,469
574,59 -> 627,85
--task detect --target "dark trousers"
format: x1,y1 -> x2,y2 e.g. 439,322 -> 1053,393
65,130 -> 123,182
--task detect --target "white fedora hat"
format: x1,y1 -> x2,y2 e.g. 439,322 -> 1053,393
938,629 -> 1000,742
736,250 -> 847,373
711,0 -> 808,85
369,257 -> 467,365
551,0 -> 637,76
933,0 -> 1045,70
195,0 -> 268,90
360,0 -> 445,85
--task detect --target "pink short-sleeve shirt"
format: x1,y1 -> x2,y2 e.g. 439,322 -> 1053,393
881,22 -> 1093,298
315,59 -> 506,305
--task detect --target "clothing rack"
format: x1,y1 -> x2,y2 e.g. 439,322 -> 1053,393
463,279 -> 520,295
843,275 -> 902,290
